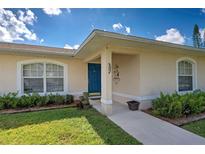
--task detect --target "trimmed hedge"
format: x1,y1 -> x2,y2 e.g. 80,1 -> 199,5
152,90 -> 205,118
0,92 -> 74,110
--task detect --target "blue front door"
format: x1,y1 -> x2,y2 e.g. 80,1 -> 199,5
88,63 -> 101,93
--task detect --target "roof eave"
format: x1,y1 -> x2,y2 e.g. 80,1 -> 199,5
0,42 -> 75,57
75,29 -> 205,56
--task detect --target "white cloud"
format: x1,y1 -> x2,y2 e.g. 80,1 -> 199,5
42,8 -> 62,16
201,8 -> 205,14
112,23 -> 131,34
91,24 -> 95,29
64,44 -> 72,49
0,8 -> 37,42
125,26 -> 131,34
64,44 -> 79,49
18,9 -> 37,25
67,8 -> 71,14
199,28 -> 205,40
25,33 -> 37,40
0,26 -> 13,42
155,28 -> 185,45
40,38 -> 44,43
112,23 -> 123,31
73,44 -> 80,49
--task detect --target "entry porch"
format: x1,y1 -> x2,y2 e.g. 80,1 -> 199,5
86,46 -> 142,115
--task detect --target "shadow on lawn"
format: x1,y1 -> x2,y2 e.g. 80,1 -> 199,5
0,107 -> 140,144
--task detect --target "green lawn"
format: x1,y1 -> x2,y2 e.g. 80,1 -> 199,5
182,119 -> 205,138
0,107 -> 141,145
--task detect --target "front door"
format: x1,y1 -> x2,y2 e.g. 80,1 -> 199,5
88,63 -> 101,93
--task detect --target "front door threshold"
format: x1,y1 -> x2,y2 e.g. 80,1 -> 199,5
89,95 -> 101,100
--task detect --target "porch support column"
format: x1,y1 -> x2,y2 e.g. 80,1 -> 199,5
101,47 -> 112,115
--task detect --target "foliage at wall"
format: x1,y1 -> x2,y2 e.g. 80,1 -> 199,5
0,92 -> 74,110
152,90 -> 205,118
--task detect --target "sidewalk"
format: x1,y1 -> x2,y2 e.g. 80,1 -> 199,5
92,100 -> 205,145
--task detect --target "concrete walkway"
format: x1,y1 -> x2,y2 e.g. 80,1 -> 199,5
91,100 -> 205,145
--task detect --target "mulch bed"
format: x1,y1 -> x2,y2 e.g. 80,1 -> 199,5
0,101 -> 80,114
143,109 -> 205,126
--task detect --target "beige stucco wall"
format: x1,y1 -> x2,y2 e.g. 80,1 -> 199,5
2,45 -> 205,108
0,53 -> 88,95
139,50 -> 205,96
197,56 -> 205,91
112,53 -> 140,95
109,46 -> 205,109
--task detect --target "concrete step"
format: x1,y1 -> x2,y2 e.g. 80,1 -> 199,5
89,95 -> 101,100
89,92 -> 101,96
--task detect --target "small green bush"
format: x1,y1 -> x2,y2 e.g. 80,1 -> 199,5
36,95 -> 50,107
17,93 -> 42,108
54,94 -> 65,104
65,94 -> 74,104
47,94 -> 56,104
153,91 -> 205,118
0,92 -> 19,109
167,101 -> 182,118
0,92 -> 74,110
181,92 -> 205,115
47,94 -> 65,105
153,92 -> 182,118
0,97 -> 4,110
17,95 -> 29,108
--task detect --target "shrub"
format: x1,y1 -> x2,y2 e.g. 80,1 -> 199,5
0,97 -> 4,110
54,94 -> 65,105
167,101 -> 182,118
17,93 -> 40,108
17,95 -> 29,108
153,91 -> 205,118
65,94 -> 74,104
153,92 -> 182,118
0,92 -> 19,109
47,94 -> 56,104
0,92 -> 74,110
36,95 -> 50,107
48,94 -> 65,104
181,92 -> 205,116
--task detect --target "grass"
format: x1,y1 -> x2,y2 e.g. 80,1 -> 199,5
0,107 -> 141,145
182,119 -> 205,138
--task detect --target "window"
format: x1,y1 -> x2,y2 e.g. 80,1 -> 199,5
177,59 -> 196,92
22,62 -> 65,94
46,63 -> 64,92
23,63 -> 44,93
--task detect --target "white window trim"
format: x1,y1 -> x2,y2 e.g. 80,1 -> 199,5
17,59 -> 68,96
176,57 -> 197,93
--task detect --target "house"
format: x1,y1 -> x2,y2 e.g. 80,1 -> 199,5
1,29 -> 205,115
